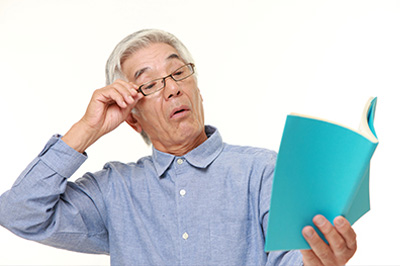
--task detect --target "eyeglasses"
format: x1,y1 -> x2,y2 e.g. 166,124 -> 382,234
137,63 -> 195,96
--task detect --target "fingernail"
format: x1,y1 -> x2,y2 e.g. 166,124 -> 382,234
314,215 -> 326,226
334,217 -> 345,228
304,227 -> 314,238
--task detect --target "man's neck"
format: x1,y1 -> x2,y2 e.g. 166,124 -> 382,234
152,130 -> 208,156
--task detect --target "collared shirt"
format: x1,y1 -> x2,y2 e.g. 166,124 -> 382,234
0,126 -> 303,265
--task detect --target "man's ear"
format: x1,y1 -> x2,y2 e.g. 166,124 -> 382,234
125,113 -> 143,134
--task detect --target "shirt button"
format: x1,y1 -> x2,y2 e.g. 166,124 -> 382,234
180,189 -> 186,197
182,232 -> 189,240
177,158 -> 184,165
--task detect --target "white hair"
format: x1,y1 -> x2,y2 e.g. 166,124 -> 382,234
105,29 -> 196,145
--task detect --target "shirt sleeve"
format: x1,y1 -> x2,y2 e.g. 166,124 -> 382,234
259,151 -> 304,266
0,135 -> 109,254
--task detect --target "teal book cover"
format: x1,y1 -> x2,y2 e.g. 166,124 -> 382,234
265,97 -> 378,251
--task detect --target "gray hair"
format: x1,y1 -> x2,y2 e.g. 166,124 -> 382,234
105,29 -> 196,145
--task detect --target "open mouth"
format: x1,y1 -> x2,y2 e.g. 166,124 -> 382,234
170,106 -> 190,119
174,109 -> 186,115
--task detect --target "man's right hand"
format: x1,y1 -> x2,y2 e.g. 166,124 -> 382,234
62,80 -> 143,153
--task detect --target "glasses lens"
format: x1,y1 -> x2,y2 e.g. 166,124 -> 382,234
172,64 -> 194,81
139,64 -> 195,96
140,79 -> 164,95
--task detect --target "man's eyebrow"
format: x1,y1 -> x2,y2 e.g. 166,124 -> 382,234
134,67 -> 150,80
166,53 -> 180,61
134,53 -> 181,80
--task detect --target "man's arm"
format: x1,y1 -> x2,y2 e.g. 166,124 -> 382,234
62,79 -> 143,153
0,80 -> 142,251
0,135 -> 110,253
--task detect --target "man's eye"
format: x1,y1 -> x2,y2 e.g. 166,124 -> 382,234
173,71 -> 184,77
143,82 -> 156,91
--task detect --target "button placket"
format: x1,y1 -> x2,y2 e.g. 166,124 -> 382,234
174,157 -> 190,246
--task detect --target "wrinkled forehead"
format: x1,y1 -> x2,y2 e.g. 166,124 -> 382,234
121,43 -> 184,82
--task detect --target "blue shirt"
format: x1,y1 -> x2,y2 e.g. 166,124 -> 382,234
0,126 -> 303,265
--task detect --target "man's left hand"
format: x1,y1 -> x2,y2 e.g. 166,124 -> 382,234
300,215 -> 357,266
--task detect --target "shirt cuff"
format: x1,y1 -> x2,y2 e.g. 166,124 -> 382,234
38,134 -> 88,178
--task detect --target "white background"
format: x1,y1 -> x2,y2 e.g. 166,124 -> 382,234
0,0 -> 399,265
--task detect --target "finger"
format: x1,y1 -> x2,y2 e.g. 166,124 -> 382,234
314,215 -> 353,259
129,83 -> 144,100
113,79 -> 138,96
334,216 -> 357,251
300,249 -> 323,266
113,81 -> 143,107
112,82 -> 136,105
302,225 -> 336,265
97,87 -> 128,108
130,84 -> 144,102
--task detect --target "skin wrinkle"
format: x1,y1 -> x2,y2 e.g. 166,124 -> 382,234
122,43 -> 207,156
134,53 -> 181,81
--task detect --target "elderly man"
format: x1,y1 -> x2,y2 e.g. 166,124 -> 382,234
0,29 -> 356,265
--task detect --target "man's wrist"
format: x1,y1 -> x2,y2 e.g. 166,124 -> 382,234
61,121 -> 99,153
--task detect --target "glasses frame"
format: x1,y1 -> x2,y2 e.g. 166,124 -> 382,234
137,63 -> 195,96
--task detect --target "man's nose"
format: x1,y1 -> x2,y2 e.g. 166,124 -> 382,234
163,77 -> 181,99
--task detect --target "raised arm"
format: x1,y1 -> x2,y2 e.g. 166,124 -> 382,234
0,80 -> 142,252
62,80 -> 143,153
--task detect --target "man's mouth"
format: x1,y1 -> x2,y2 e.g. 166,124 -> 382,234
170,106 -> 190,119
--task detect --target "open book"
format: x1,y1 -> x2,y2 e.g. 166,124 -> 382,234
265,97 -> 378,251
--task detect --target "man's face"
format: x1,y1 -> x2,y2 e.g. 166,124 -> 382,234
122,42 -> 206,155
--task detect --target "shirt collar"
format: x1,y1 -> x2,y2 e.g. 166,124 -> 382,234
152,125 -> 224,177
